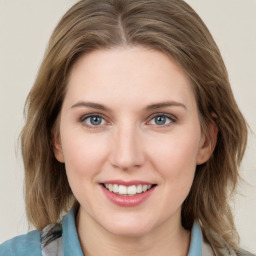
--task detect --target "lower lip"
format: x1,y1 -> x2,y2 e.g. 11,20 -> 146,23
101,185 -> 156,207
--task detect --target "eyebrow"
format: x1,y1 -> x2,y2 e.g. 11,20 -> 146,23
145,101 -> 187,110
71,101 -> 111,111
71,101 -> 187,111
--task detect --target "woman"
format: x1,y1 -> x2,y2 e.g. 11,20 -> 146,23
0,0 -> 254,255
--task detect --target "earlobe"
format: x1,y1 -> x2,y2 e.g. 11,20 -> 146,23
197,121 -> 218,165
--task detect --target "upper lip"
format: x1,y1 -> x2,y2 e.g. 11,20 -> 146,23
100,180 -> 155,186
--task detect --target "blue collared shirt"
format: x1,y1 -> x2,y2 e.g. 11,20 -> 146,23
0,209 -> 203,255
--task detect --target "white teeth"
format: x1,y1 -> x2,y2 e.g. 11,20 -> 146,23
119,185 -> 127,195
113,184 -> 119,193
136,184 -> 143,193
127,185 -> 136,195
142,185 -> 148,192
104,183 -> 154,195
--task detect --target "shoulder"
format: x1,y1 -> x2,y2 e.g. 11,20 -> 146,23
200,224 -> 256,256
0,230 -> 41,256
235,249 -> 256,256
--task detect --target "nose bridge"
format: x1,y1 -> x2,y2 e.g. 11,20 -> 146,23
110,120 -> 145,170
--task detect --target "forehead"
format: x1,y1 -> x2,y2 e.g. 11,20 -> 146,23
65,46 -> 196,112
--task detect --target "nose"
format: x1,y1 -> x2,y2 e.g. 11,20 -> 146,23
109,124 -> 146,171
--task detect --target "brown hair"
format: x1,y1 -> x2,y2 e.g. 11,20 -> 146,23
21,0 -> 247,252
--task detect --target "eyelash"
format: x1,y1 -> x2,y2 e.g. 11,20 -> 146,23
80,112 -> 177,129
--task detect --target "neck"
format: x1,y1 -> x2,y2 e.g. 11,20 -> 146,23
76,208 -> 191,256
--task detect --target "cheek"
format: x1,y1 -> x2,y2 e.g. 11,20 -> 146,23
150,130 -> 201,189
61,131 -> 109,181
60,132 -> 110,209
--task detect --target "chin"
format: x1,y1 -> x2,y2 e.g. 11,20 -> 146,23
101,215 -> 155,238
107,225 -> 153,238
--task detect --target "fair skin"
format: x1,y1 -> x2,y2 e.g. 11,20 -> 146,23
54,46 -> 214,256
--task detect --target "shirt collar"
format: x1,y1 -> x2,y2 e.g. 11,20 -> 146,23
62,210 -> 202,255
63,209 -> 84,256
187,221 -> 203,256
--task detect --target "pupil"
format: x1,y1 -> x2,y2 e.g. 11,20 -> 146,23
156,116 -> 166,125
91,116 -> 101,125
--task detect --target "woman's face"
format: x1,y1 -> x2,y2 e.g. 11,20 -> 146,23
54,46 -> 212,237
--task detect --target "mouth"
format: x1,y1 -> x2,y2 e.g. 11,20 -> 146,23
100,181 -> 157,207
100,183 -> 157,196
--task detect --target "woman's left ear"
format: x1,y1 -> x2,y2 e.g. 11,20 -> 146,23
197,120 -> 218,165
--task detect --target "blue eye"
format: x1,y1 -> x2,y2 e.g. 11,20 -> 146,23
81,113 -> 174,128
149,114 -> 173,126
83,115 -> 106,127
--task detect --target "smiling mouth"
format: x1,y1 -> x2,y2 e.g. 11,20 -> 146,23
101,183 -> 157,196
